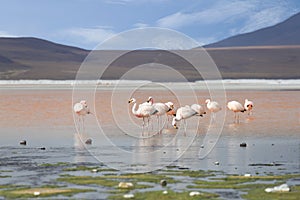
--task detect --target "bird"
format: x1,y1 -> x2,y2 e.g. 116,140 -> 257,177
227,100 -> 246,123
190,104 -> 206,116
141,96 -> 153,106
205,99 -> 221,121
166,106 -> 177,128
73,100 -> 92,133
152,101 -> 174,133
172,104 -> 206,134
244,99 -> 254,115
128,98 -> 158,135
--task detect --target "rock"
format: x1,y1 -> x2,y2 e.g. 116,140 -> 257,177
265,183 -> 290,193
214,161 -> 219,165
123,194 -> 134,198
160,179 -> 167,187
118,182 -> 134,189
33,191 -> 40,196
19,140 -> 27,145
244,173 -> 251,177
162,190 -> 168,194
85,139 -> 92,145
189,191 -> 201,196
200,145 -> 204,148
39,147 -> 46,150
91,169 -> 98,173
240,142 -> 247,147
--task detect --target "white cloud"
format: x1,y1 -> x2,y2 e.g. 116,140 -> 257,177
238,6 -> 292,34
0,31 -> 18,37
105,0 -> 168,5
133,23 -> 149,28
61,27 -> 116,47
157,1 -> 255,29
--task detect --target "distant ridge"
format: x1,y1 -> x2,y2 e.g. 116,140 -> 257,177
1,11 -> 300,82
0,37 -> 89,79
205,12 -> 300,47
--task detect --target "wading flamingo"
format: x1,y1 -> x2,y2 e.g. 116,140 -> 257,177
128,98 -> 158,135
172,104 -> 206,134
244,99 -> 254,115
227,100 -> 246,123
73,100 -> 92,133
152,101 -> 174,133
205,99 -> 221,122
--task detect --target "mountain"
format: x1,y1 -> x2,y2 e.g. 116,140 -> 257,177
0,37 -> 89,79
1,10 -> 300,81
205,12 -> 300,47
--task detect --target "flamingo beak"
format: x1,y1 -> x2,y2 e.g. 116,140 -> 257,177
128,100 -> 132,103
173,125 -> 178,129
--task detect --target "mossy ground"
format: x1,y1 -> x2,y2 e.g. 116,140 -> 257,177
1,164 -> 299,199
0,186 -> 93,198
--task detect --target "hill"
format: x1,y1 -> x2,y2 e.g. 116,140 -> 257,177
205,12 -> 300,47
0,37 -> 89,79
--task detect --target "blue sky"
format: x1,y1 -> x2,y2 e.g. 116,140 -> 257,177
0,0 -> 299,49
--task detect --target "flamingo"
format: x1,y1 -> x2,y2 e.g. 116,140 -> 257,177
227,100 -> 246,123
205,99 -> 221,121
244,99 -> 254,115
128,98 -> 158,135
172,104 -> 206,134
152,101 -> 174,133
166,106 -> 177,128
73,100 -> 92,133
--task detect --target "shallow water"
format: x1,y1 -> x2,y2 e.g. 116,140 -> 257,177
0,86 -> 299,198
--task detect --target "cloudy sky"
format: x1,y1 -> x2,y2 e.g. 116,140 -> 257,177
0,0 -> 299,49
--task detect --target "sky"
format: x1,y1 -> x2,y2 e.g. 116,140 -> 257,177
0,0 -> 299,50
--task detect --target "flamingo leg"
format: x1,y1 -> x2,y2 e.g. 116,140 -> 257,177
183,119 -> 187,136
147,117 -> 150,135
82,116 -> 85,134
142,117 -> 145,136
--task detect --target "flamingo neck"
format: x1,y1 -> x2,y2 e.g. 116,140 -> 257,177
131,102 -> 138,115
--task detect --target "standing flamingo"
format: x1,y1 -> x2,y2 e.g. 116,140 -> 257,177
128,98 -> 158,135
152,101 -> 174,133
205,99 -> 221,122
227,100 -> 246,123
166,106 -> 177,128
244,99 -> 254,115
172,104 -> 206,134
73,100 -> 91,133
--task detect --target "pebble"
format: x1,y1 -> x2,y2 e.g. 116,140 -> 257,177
19,140 -> 27,145
240,142 -> 247,147
33,191 -> 40,196
189,191 -> 201,196
85,139 -> 92,145
244,173 -> 251,177
200,145 -> 204,148
162,190 -> 168,194
123,194 -> 134,199
214,161 -> 220,165
160,179 -> 167,187
91,169 -> 98,173
39,147 -> 46,150
118,182 -> 134,189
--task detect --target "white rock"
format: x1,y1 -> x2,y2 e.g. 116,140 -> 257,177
244,173 -> 251,177
214,161 -> 219,165
162,190 -> 168,194
118,182 -> 134,188
33,191 -> 40,196
91,169 -> 98,173
265,184 -> 290,193
123,194 -> 134,198
189,191 -> 201,196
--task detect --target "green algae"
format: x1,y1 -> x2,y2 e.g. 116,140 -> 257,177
57,175 -> 119,187
108,190 -> 219,200
242,185 -> 300,200
0,186 -> 93,198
